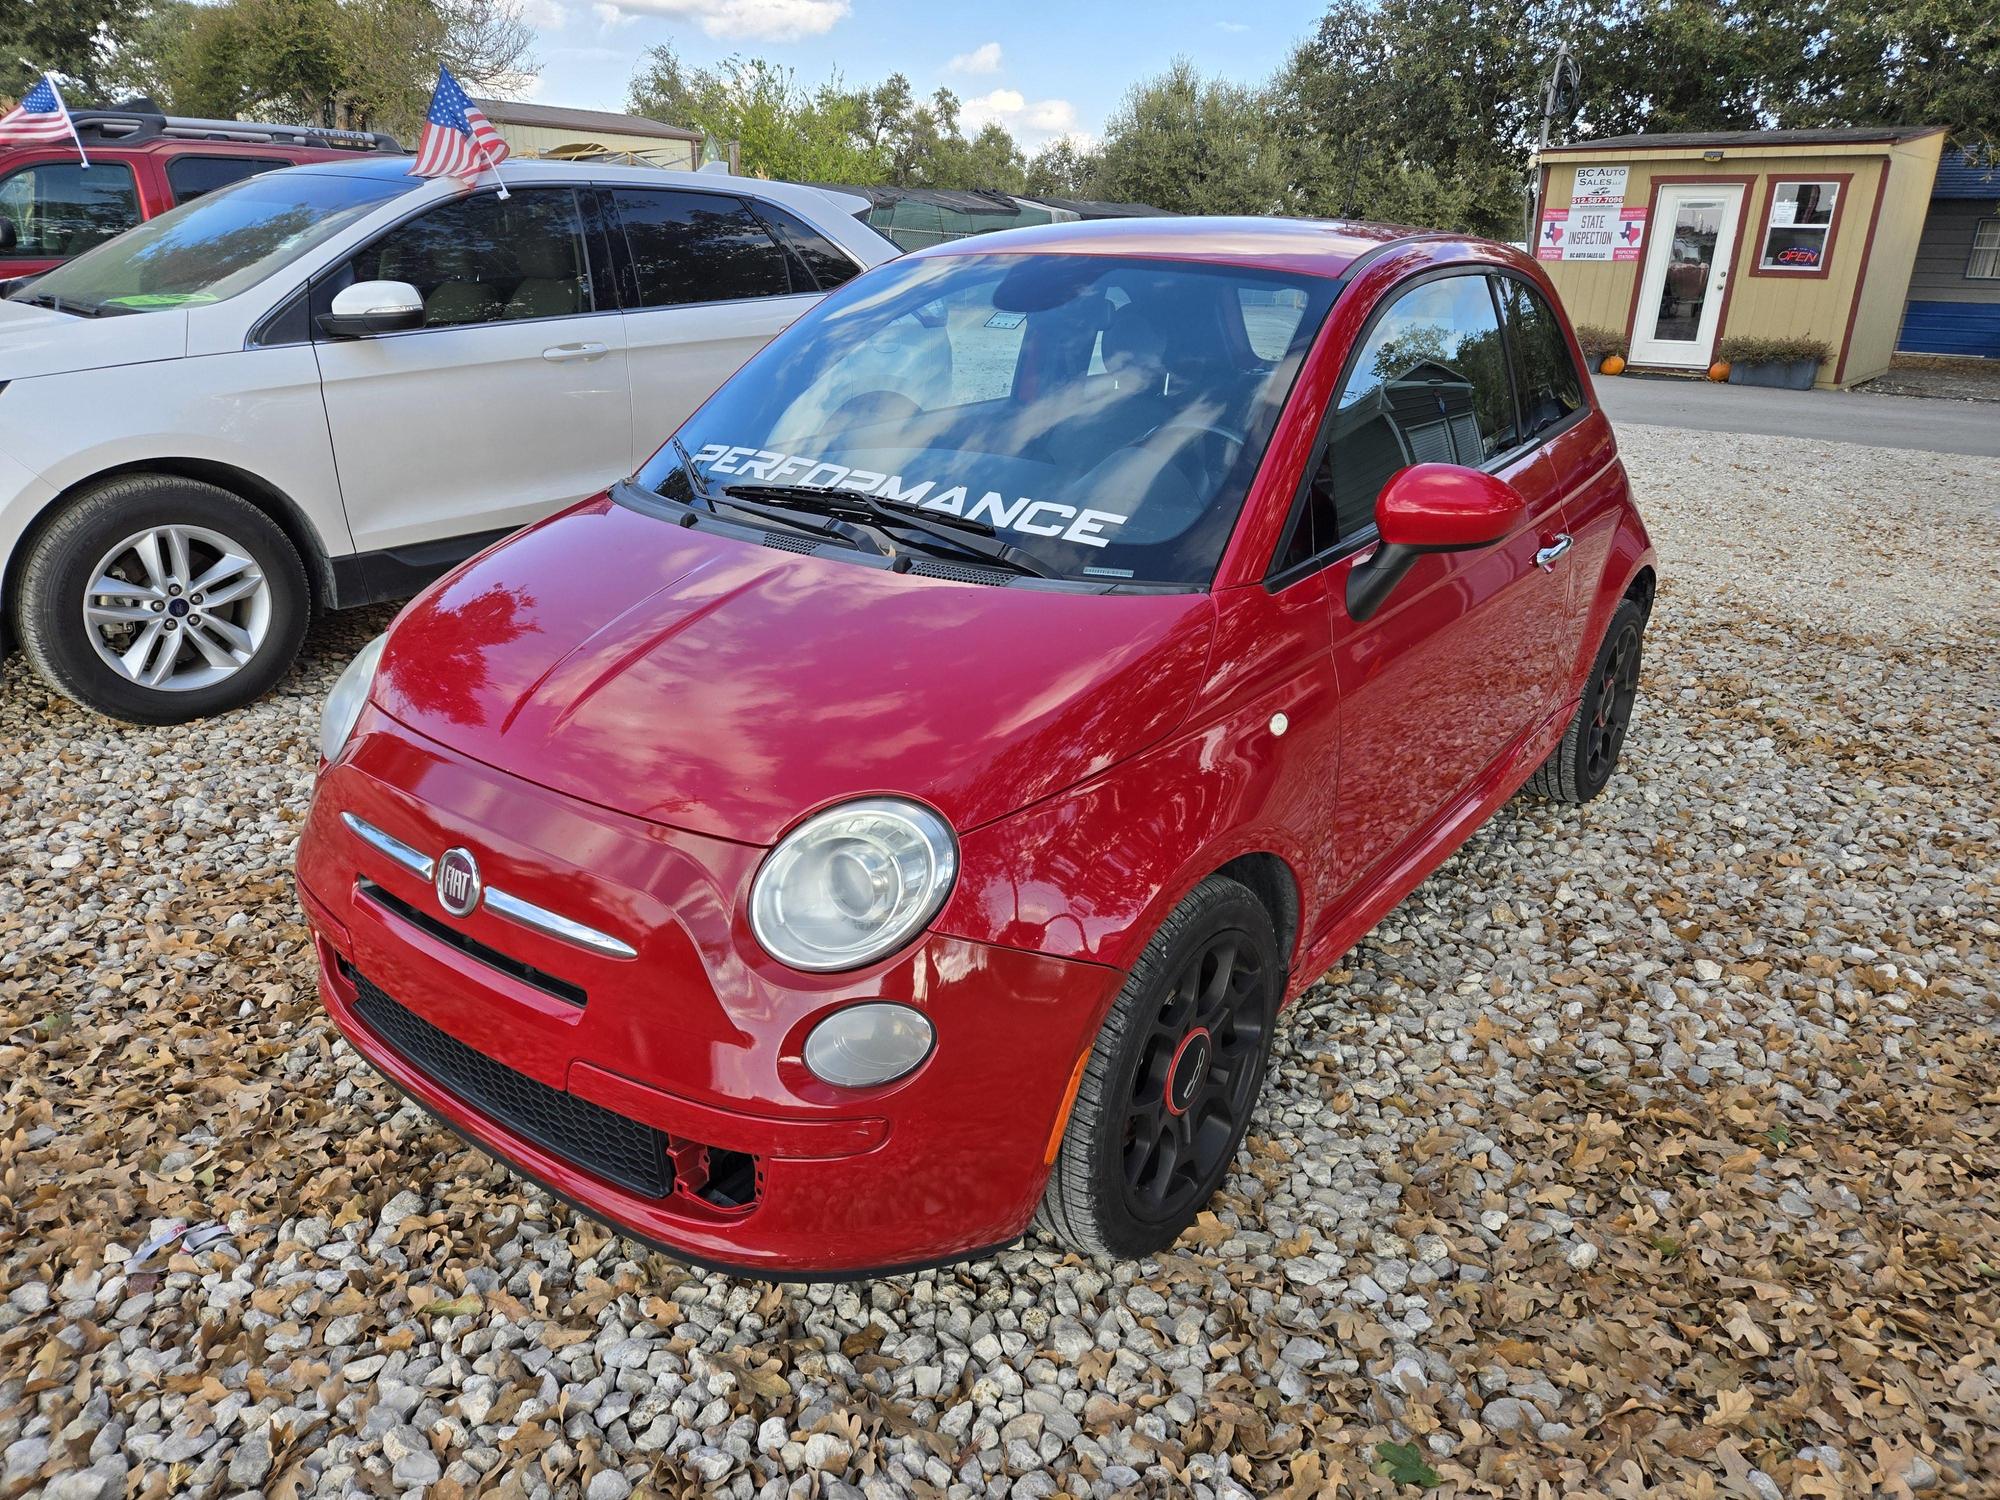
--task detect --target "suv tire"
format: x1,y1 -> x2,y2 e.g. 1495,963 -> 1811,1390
1036,875 -> 1280,1258
1526,596 -> 1646,804
16,475 -> 311,724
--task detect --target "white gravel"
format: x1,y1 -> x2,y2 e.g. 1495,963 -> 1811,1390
2,421 -> 1996,1497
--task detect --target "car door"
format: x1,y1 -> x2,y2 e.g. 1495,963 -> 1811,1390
607,187 -> 824,471
1281,270 -> 1571,898
313,185 -> 632,555
0,156 -> 145,278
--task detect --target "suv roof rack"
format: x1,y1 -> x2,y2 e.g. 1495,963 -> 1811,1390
68,104 -> 404,155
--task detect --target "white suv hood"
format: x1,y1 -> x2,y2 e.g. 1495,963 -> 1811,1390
0,299 -> 188,381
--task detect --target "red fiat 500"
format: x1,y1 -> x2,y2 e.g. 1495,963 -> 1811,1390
298,218 -> 1655,1278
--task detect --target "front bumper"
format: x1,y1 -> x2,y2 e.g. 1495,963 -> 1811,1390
298,707 -> 1121,1277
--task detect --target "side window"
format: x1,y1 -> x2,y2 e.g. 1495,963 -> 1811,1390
1279,273 -> 1515,573
345,189 -> 592,329
0,162 -> 140,259
613,189 -> 791,308
167,156 -> 288,203
1497,278 -> 1583,441
747,199 -> 862,290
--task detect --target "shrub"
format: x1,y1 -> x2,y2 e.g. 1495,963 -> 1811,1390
1573,324 -> 1628,359
1716,334 -> 1831,367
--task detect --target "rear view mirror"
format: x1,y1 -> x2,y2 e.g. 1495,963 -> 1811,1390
319,279 -> 423,338
1346,464 -> 1526,621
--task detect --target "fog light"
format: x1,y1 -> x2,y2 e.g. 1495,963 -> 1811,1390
803,1003 -> 934,1088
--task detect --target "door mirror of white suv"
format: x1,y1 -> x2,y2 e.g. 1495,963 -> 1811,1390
320,280 -> 424,338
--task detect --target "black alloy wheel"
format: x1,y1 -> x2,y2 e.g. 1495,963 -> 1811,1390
1526,595 -> 1648,805
1037,875 -> 1281,1258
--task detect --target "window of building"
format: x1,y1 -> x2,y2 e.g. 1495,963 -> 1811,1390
1757,179 -> 1840,272
1969,217 -> 2000,280
0,161 -> 140,258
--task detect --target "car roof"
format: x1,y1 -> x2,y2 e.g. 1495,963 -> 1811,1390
904,215 -> 1432,279
281,156 -> 870,214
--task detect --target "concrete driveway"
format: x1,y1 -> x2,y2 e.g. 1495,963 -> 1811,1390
1596,373 -> 2000,457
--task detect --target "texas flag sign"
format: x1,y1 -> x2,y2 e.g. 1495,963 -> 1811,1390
1536,210 -> 1566,261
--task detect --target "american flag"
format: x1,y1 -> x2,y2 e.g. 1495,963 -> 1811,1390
411,67 -> 510,182
0,75 -> 83,151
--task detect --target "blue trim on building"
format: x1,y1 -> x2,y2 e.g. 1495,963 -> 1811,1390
1898,301 -> 2000,356
1934,151 -> 2000,201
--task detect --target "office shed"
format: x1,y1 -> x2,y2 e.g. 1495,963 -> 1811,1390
1536,127 -> 1946,389
1897,150 -> 2000,359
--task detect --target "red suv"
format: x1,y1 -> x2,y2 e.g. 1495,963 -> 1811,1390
300,218 -> 1656,1277
0,104 -> 401,278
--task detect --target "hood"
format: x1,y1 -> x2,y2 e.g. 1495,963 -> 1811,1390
370,495 -> 1216,846
0,300 -> 188,380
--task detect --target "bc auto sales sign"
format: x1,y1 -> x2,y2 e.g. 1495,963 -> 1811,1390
1538,165 -> 1646,262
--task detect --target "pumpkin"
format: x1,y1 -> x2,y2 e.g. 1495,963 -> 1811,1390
1707,360 -> 1731,382
1599,355 -> 1626,376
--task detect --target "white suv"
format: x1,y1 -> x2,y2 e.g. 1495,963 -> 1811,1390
0,158 -> 894,722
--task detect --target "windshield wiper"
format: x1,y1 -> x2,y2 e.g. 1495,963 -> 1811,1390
667,436 -> 717,510
14,291 -> 107,318
698,488 -> 892,558
721,483 -> 1059,579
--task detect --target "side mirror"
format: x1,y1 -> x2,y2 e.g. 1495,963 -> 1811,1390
1346,464 -> 1526,622
318,280 -> 423,338
0,216 -> 17,253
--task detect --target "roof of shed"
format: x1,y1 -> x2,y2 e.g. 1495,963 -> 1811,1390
471,98 -> 702,143
1543,126 -> 1944,154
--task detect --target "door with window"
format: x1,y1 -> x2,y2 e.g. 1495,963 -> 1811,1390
313,187 -> 631,553
610,189 -> 836,469
0,159 -> 142,274
1278,271 -> 1573,901
1630,182 -> 1745,367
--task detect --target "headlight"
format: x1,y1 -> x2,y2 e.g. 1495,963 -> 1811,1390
750,798 -> 957,971
319,633 -> 386,763
804,1003 -> 935,1087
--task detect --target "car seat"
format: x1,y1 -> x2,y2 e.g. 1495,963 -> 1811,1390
504,229 -> 587,320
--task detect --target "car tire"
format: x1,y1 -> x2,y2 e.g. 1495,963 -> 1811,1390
16,475 -> 311,724
1036,875 -> 1280,1259
1526,596 -> 1646,804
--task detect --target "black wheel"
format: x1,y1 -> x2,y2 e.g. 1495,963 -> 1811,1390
1527,596 -> 1646,804
1036,875 -> 1280,1258
15,475 -> 311,724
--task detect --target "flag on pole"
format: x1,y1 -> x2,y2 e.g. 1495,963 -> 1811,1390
411,67 -> 509,192
0,74 -> 89,165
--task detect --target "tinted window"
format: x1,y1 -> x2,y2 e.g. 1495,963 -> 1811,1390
350,189 -> 592,329
167,156 -> 289,202
749,199 -> 861,290
1281,272 -> 1514,570
614,189 -> 791,307
14,171 -> 406,315
0,162 -> 139,259
641,252 -> 1337,588
1498,278 -> 1582,440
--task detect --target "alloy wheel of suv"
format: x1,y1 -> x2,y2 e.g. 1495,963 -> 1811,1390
16,474 -> 310,724
1037,875 -> 1280,1258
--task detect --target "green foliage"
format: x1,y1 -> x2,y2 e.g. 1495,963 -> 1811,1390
0,0 -> 136,99
1717,334 -> 1832,366
87,0 -> 532,137
1373,1439 -> 1441,1488
1089,59 -> 1290,215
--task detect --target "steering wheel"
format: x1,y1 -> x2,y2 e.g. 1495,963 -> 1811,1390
826,389 -> 922,428
1142,419 -> 1250,450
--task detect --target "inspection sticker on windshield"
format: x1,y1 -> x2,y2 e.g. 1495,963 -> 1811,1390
690,444 -> 1131,549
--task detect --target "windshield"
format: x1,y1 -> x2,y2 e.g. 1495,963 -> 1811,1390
637,252 -> 1337,587
8,170 -> 409,316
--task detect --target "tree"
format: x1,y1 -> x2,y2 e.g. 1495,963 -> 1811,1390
1091,58 -> 1292,215
0,0 -> 138,100
1025,137 -> 1098,199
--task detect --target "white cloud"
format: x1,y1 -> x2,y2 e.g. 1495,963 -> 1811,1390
963,87 -> 1080,142
948,41 -> 1003,74
1216,19 -> 1249,31
592,1 -> 638,23
592,0 -> 849,39
519,0 -> 567,28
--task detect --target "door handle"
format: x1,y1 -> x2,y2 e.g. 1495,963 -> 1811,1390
542,342 -> 608,363
1535,534 -> 1573,572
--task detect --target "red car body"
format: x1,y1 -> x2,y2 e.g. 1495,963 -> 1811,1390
297,219 -> 1655,1277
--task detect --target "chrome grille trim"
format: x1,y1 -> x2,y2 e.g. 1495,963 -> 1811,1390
483,886 -> 639,960
342,812 -> 434,880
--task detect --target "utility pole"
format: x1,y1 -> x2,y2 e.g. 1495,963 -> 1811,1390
1526,40 -> 1581,243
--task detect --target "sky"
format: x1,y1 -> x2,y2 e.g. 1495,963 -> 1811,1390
515,0 -> 1330,150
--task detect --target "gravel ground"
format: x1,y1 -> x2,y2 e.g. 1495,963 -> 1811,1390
3,423 -> 1998,1499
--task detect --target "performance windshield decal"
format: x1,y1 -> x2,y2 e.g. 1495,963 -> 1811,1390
690,444 -> 1131,549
